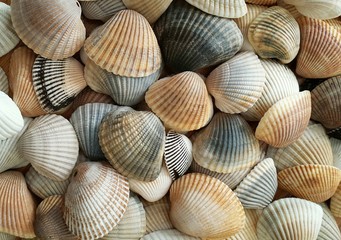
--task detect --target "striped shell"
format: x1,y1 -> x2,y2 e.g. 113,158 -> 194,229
0,67 -> 8,94
246,0 -> 276,5
331,138 -> 341,169
141,229 -> 200,240
0,3 -> 19,57
80,0 -> 127,22
277,0 -> 302,19
318,203 -> 341,240
330,183 -> 341,218
229,209 -> 260,240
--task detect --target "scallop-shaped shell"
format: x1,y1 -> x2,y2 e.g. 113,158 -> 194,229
99,110 -> 165,181
170,173 -> 245,238
234,158 -> 277,209
70,103 -> 119,160
84,59 -> 161,106
146,72 -> 213,132
206,51 -> 266,114
311,75 -> 341,129
193,113 -> 261,174
25,167 -> 70,199
257,198 -> 323,240
0,3 -> 20,57
11,0 -> 85,60
255,91 -> 311,147
248,6 -> 300,63
81,0 -> 126,22
296,16 -> 341,78
0,91 -> 24,140
277,0 -> 302,19
185,0 -> 247,18
317,203 -> 341,240
331,138 -> 341,169
142,229 -> 200,240
63,162 -> 130,239
241,59 -> 299,121
331,183 -> 341,218
267,124 -> 334,171
278,164 -> 341,203
154,0 -> 243,73
85,10 -> 161,77
34,195 -> 78,239
246,0 -> 276,5
0,67 -> 8,94
0,46 -> 13,78
229,209 -> 261,240
129,165 -> 172,202
0,233 -> 15,240
0,171 -> 36,238
18,114 -> 79,181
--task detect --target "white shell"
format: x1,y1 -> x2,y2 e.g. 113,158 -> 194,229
0,67 -> 8,94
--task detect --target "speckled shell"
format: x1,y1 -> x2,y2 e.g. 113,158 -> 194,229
0,3 -> 19,57
318,203 -> 341,240
141,229 -> 200,240
0,67 -> 8,94
331,138 -> 341,169
81,0 -> 126,22
11,0 -> 85,60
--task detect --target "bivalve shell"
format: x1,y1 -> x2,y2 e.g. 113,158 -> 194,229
331,138 -> 341,169
0,67 -> 8,94
0,233 -> 15,240
228,209 -> 261,240
81,0 -> 127,22
331,183 -> 341,218
141,229 -> 200,240
246,0 -> 276,5
317,203 -> 341,240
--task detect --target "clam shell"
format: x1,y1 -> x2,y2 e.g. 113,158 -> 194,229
278,164 -> 341,203
153,0 -> 243,72
234,158 -> 277,209
169,173 -> 245,238
331,183 -> 341,218
99,110 -> 165,181
245,0 -> 276,5
257,198 -> 323,240
331,138 -> 341,169
317,203 -> 341,240
296,16 -> 341,78
63,162 -> 130,239
0,46 -> 13,78
206,51 -> 266,114
81,0 -> 126,22
18,114 -> 79,181
277,0 -> 302,19
192,112 -> 261,174
85,10 -> 161,77
229,209 -> 261,240
11,0 -> 85,60
0,233 -> 15,240
141,229 -> 200,240
145,72 -> 213,132
0,171 -> 36,238
248,6 -> 300,63
0,67 -> 8,94
255,91 -> 311,147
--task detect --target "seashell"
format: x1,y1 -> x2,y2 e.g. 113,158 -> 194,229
153,0 -> 243,73
234,158 -> 277,209
0,67 -> 8,94
170,173 -> 245,238
99,110 -> 165,181
0,91 -> 24,140
241,59 -> 299,121
255,91 -> 311,147
81,0 -> 127,22
331,138 -> 341,169
296,16 -> 341,78
0,171 -> 36,238
278,164 -> 341,203
141,229 -> 200,240
84,59 -> 161,106
164,131 -> 192,180
25,167 -> 70,199
145,72 -> 213,132
229,209 -> 261,240
0,47 -> 14,78
277,0 -> 302,19
248,6 -> 300,63
257,198 -> 323,240
129,165 -> 172,202
18,114 -> 79,181
317,203 -> 341,240
267,124 -> 333,171
70,103 -> 120,160
0,233 -> 15,240
63,161 -> 130,239
192,112 -> 261,174
245,0 -> 276,5
0,3 -> 20,57
34,195 -> 78,239
32,56 -> 87,113
11,0 -> 85,60
206,51 -> 266,114
311,75 -> 341,129
325,18 -> 341,33
85,10 -> 161,77
184,0 -> 247,18
331,183 -> 341,218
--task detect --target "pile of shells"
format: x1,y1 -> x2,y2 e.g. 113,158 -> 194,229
0,0 -> 341,239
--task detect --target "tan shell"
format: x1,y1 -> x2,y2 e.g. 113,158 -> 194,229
277,0 -> 302,19
0,67 -> 8,94
228,209 -> 261,240
0,233 -> 15,240
331,183 -> 341,218
318,203 -> 341,240
81,0 -> 127,22
142,229 -> 200,240
331,138 -> 341,169
245,0 -> 276,5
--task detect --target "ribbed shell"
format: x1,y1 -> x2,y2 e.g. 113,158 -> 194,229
18,114 -> 79,181
0,3 -> 19,57
277,0 -> 302,19
141,229 -> 200,240
81,0 -> 127,22
331,183 -> 341,218
229,209 -> 261,240
192,113 -> 261,174
257,198 -> 323,240
331,138 -> 341,169
145,72 -> 213,132
25,167 -> 70,199
99,110 -> 165,181
206,51 -> 266,114
246,0 -> 276,5
278,164 -> 341,203
153,0 -> 243,72
0,233 -> 15,240
296,16 -> 341,78
0,171 -> 36,238
255,91 -> 311,147
248,6 -> 300,63
234,158 -> 277,209
0,67 -> 8,94
64,162 -> 130,239
11,0 -> 85,60
317,203 -> 341,240
85,10 -> 161,77
267,124 -> 334,171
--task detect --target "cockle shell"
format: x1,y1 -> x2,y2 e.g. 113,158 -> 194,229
331,138 -> 341,169
145,71 -> 213,132
81,0 -> 127,22
0,3 -> 19,57
229,209 -> 261,240
141,229 -> 200,240
331,183 -> 341,218
11,0 -> 85,60
0,67 -> 8,94
0,233 -> 15,240
317,203 -> 341,240
169,173 -> 245,238
277,0 -> 302,19
246,0 -> 276,5
64,162 -> 130,239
